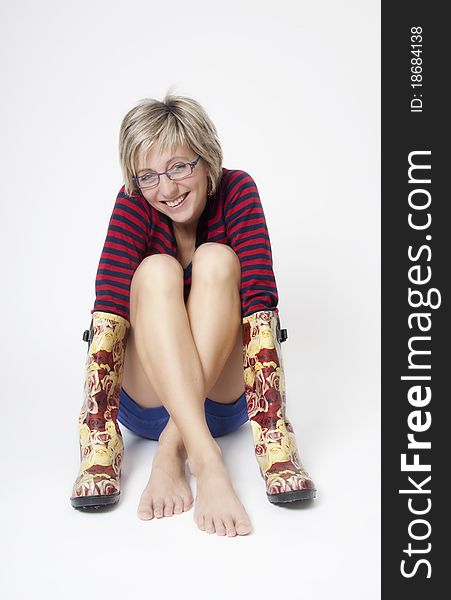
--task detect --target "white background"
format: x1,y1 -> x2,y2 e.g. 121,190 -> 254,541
0,1 -> 380,598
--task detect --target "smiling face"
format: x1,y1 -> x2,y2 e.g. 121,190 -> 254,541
135,143 -> 210,237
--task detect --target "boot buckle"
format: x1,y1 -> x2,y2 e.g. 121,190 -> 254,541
275,314 -> 288,343
82,318 -> 94,345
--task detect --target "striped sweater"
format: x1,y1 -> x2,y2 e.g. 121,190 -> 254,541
91,168 -> 279,322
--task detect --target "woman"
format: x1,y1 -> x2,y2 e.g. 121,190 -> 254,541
70,95 -> 316,537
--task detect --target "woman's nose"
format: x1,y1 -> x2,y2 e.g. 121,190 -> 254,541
158,174 -> 179,199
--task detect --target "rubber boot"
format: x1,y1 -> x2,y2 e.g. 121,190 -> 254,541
242,310 -> 316,503
70,311 -> 130,509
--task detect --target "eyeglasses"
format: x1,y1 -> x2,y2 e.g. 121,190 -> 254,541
133,155 -> 201,190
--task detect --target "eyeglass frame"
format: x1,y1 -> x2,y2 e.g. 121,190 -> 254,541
132,154 -> 202,190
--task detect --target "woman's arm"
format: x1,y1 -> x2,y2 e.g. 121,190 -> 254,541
91,186 -> 151,322
224,170 -> 279,318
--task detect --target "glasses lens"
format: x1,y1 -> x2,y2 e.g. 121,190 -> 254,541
138,173 -> 159,189
169,163 -> 191,181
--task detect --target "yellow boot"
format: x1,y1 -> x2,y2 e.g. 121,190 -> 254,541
242,310 -> 316,503
70,311 -> 130,509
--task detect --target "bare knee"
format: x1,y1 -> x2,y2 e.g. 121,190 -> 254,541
131,254 -> 183,296
191,243 -> 241,285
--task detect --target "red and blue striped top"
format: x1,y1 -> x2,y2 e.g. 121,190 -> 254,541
91,168 -> 279,321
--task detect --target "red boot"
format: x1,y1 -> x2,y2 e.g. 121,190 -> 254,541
70,311 -> 130,509
242,310 -> 316,503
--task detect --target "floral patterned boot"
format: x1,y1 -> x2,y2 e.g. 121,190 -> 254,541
70,311 -> 130,509
242,310 -> 316,503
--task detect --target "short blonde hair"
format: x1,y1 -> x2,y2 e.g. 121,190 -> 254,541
119,95 -> 223,196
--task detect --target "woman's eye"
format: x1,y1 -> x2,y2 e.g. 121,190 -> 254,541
140,173 -> 155,182
171,163 -> 186,171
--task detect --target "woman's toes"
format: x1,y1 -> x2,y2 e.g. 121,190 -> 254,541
173,496 -> 184,514
163,498 -> 174,517
163,502 -> 174,517
235,518 -> 252,536
223,516 -> 236,537
214,518 -> 226,536
204,515 -> 215,534
137,506 -> 154,520
137,495 -> 153,520
196,515 -> 206,531
153,498 -> 164,518
183,496 -> 194,512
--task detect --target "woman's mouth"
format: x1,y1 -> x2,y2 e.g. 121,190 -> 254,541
164,192 -> 189,209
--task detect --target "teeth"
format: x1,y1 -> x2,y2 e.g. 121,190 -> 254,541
166,193 -> 187,207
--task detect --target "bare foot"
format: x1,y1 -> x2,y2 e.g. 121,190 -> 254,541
190,446 -> 252,537
137,443 -> 194,520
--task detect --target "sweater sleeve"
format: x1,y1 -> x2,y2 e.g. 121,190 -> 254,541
224,170 -> 279,318
91,186 -> 151,322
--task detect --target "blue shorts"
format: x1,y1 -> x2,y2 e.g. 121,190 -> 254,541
118,387 -> 249,441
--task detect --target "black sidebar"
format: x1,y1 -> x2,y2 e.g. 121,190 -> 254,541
382,2 -> 448,597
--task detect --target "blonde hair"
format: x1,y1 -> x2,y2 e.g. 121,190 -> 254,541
119,95 -> 223,195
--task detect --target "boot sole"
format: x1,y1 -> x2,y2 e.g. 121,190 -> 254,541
70,493 -> 120,510
267,489 -> 316,504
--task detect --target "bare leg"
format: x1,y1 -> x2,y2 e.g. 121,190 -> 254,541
138,417 -> 193,520
184,245 -> 249,536
136,317 -> 243,521
136,325 -> 243,522
131,244 -> 251,536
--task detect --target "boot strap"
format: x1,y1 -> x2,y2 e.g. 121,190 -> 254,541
275,313 -> 288,343
82,317 -> 94,346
